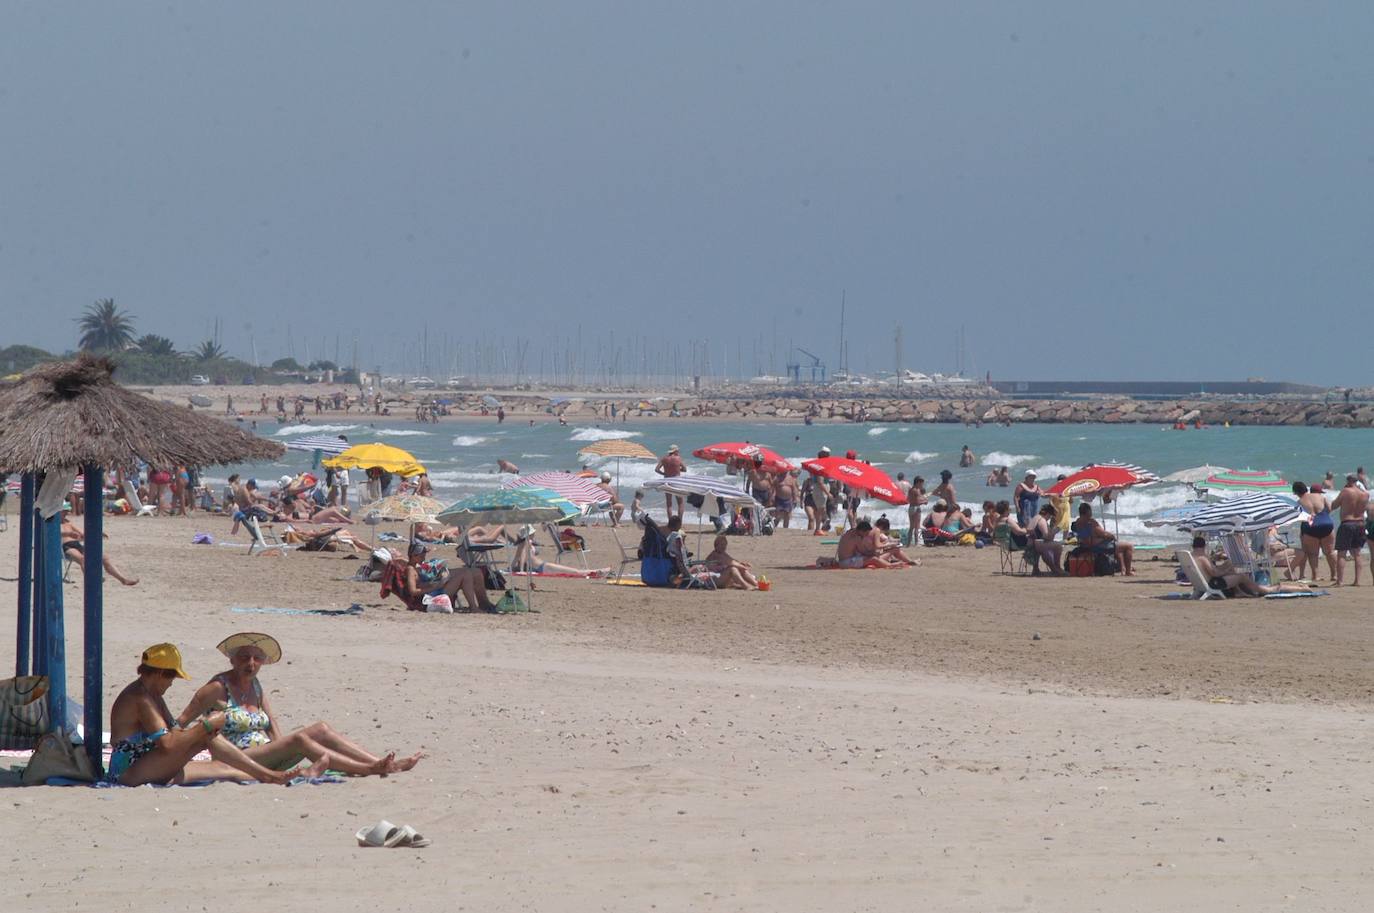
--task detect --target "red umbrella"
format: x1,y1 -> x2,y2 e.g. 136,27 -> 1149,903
800,456 -> 906,505
1045,463 -> 1157,498
693,442 -> 794,473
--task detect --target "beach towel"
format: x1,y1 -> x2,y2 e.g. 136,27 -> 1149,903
231,605 -> 365,617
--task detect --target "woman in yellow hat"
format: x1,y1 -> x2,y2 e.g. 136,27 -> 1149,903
108,643 -> 304,785
177,632 -> 423,777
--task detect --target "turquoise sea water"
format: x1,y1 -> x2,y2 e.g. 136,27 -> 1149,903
218,418 -> 1374,543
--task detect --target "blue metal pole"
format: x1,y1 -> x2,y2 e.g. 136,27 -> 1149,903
31,479 -> 46,678
15,473 -> 34,677
41,509 -> 67,733
82,464 -> 104,771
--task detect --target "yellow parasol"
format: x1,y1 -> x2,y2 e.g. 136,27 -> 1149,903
323,442 -> 427,476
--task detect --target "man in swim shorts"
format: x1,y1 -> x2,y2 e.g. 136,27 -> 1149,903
836,520 -> 873,568
1329,475 -> 1369,585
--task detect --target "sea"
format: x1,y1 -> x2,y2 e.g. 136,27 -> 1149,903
213,418 -> 1374,544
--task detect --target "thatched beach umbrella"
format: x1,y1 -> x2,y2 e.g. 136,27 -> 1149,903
0,355 -> 284,775
0,356 -> 281,471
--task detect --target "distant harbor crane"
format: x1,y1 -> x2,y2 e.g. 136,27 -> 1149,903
787,347 -> 827,384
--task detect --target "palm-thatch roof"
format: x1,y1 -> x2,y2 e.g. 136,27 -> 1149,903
0,355 -> 284,471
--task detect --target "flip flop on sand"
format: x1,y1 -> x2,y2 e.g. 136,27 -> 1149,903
355,820 -> 431,848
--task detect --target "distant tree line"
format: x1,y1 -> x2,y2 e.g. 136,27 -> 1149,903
0,298 -> 358,386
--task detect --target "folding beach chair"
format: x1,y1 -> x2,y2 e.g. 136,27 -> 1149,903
991,523 -> 1027,576
608,526 -> 640,582
245,516 -> 289,556
544,522 -> 589,570
1175,549 -> 1228,599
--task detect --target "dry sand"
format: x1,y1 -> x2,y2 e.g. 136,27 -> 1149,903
3,514 -> 1374,911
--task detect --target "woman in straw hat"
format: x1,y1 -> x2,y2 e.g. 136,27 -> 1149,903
108,643 -> 304,786
177,633 -> 423,777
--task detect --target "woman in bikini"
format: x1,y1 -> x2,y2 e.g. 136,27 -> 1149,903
177,633 -> 424,777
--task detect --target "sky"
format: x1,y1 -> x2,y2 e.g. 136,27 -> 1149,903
2,3 -> 1371,384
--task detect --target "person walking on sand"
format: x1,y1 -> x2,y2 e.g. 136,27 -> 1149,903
1329,475 -> 1369,585
1294,481 -> 1336,580
654,444 -> 686,518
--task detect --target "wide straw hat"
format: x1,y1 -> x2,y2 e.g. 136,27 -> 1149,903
216,632 -> 283,664
141,643 -> 190,679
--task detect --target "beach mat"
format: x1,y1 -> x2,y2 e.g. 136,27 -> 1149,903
605,578 -> 647,587
44,773 -> 345,788
232,605 -> 365,617
1147,590 -> 1328,601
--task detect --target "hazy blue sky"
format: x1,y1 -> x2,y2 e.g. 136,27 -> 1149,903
2,3 -> 1370,383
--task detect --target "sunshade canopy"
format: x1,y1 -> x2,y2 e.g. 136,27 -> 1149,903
503,471 -> 605,505
643,474 -> 758,506
1177,493 -> 1304,534
799,456 -> 905,505
577,439 -> 656,460
285,435 -> 351,456
1197,469 -> 1288,493
693,442 -> 794,473
364,494 -> 448,523
436,488 -> 570,526
0,355 -> 283,471
1045,463 -> 1158,498
322,443 -> 426,476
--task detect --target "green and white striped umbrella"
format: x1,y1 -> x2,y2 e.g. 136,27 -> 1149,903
436,488 -> 576,526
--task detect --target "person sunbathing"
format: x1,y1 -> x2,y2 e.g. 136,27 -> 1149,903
509,526 -> 609,576
177,633 -> 422,777
1193,553 -> 1307,597
109,643 -> 301,786
414,521 -> 464,543
837,520 -> 886,568
287,501 -> 354,524
704,535 -> 759,589
871,517 -> 918,566
60,505 -> 138,586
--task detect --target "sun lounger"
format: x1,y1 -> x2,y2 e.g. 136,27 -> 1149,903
1176,549 -> 1229,599
245,516 -> 289,556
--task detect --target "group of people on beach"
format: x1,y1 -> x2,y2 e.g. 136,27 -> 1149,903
108,634 -> 423,786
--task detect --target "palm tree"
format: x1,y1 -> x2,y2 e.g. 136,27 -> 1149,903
76,299 -> 136,351
134,334 -> 177,357
189,340 -> 226,362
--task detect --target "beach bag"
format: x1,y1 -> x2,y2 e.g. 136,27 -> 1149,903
493,590 -> 528,614
0,676 -> 49,750
481,566 -> 508,591
957,532 -> 976,546
1066,553 -> 1094,578
1094,552 -> 1120,577
22,732 -> 96,785
641,556 -> 673,587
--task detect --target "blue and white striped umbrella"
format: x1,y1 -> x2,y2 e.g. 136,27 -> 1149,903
643,474 -> 758,507
1177,493 -> 1304,534
284,435 -> 351,456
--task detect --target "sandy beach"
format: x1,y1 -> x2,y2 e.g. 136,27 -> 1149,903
4,513 -> 1373,912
